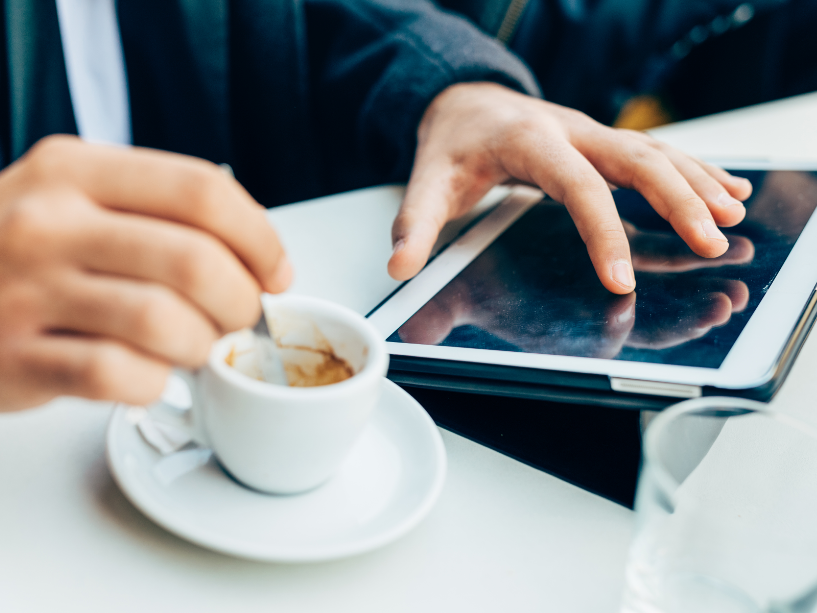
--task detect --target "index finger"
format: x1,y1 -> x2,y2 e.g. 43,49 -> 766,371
23,136 -> 291,294
520,139 -> 636,294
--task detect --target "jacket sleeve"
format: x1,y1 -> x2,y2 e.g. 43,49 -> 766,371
304,0 -> 541,193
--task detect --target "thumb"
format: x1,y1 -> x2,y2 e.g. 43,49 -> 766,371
388,159 -> 494,281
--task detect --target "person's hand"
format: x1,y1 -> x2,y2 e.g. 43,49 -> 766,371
395,204 -> 755,357
396,253 -> 636,359
388,82 -> 753,294
0,136 -> 291,412
395,205 -> 636,359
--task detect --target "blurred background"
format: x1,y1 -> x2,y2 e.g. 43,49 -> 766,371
438,0 -> 817,129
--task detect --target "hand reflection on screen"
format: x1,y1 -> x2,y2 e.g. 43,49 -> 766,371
622,222 -> 753,349
398,247 -> 637,358
624,221 -> 755,273
397,203 -> 755,358
624,276 -> 749,349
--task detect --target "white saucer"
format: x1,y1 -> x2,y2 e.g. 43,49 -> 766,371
106,379 -> 446,562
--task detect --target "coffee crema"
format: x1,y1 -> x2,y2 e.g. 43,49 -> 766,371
224,341 -> 354,387
280,345 -> 354,387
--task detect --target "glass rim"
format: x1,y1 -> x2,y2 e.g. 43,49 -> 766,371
643,396 -> 817,505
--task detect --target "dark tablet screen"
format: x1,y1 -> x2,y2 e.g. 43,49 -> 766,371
387,171 -> 817,368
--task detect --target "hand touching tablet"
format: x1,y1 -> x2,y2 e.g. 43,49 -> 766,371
389,82 -> 753,294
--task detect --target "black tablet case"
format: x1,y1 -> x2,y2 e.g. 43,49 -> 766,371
402,386 -> 643,508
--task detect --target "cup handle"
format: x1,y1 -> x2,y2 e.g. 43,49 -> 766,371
148,369 -> 212,449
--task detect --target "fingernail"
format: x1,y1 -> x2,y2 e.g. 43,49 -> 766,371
392,239 -> 406,257
612,262 -> 635,290
616,302 -> 635,324
702,219 -> 728,242
270,257 -> 293,290
716,192 -> 743,207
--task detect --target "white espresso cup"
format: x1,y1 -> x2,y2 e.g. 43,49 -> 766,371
161,295 -> 389,494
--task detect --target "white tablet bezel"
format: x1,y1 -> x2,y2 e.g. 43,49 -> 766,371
368,160 -> 817,391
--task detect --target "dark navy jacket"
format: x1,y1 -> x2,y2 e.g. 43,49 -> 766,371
445,0 -> 817,124
0,0 -> 539,206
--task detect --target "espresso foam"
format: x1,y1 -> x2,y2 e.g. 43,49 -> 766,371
279,345 -> 354,387
225,337 -> 354,387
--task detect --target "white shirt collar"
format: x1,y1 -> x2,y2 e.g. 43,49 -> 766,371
55,0 -> 132,146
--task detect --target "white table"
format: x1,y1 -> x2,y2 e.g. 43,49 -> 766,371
2,93 -> 817,613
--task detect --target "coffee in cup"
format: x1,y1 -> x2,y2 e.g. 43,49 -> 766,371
224,321 -> 354,388
152,295 -> 389,494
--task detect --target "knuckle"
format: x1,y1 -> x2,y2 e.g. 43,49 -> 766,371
564,107 -> 595,126
549,101 -> 592,124
666,196 -> 706,228
132,288 -> 175,344
494,108 -> 551,148
626,145 -> 666,183
28,135 -> 71,160
136,292 -> 216,365
505,114 -> 541,138
647,137 -> 669,152
560,171 -> 610,205
25,135 -> 80,179
681,193 -> 706,208
620,128 -> 656,144
583,222 -> 627,252
677,194 -> 708,217
168,236 -> 215,295
176,163 -> 226,224
0,198 -> 51,253
564,171 -> 605,194
628,143 -> 662,168
0,192 -> 93,264
80,345 -> 124,400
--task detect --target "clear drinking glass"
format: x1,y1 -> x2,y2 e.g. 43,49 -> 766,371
622,397 -> 817,613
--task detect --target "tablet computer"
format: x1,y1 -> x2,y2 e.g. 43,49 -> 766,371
368,162 -> 817,410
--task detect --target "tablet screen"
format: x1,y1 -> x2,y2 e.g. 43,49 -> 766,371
387,171 -> 817,369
